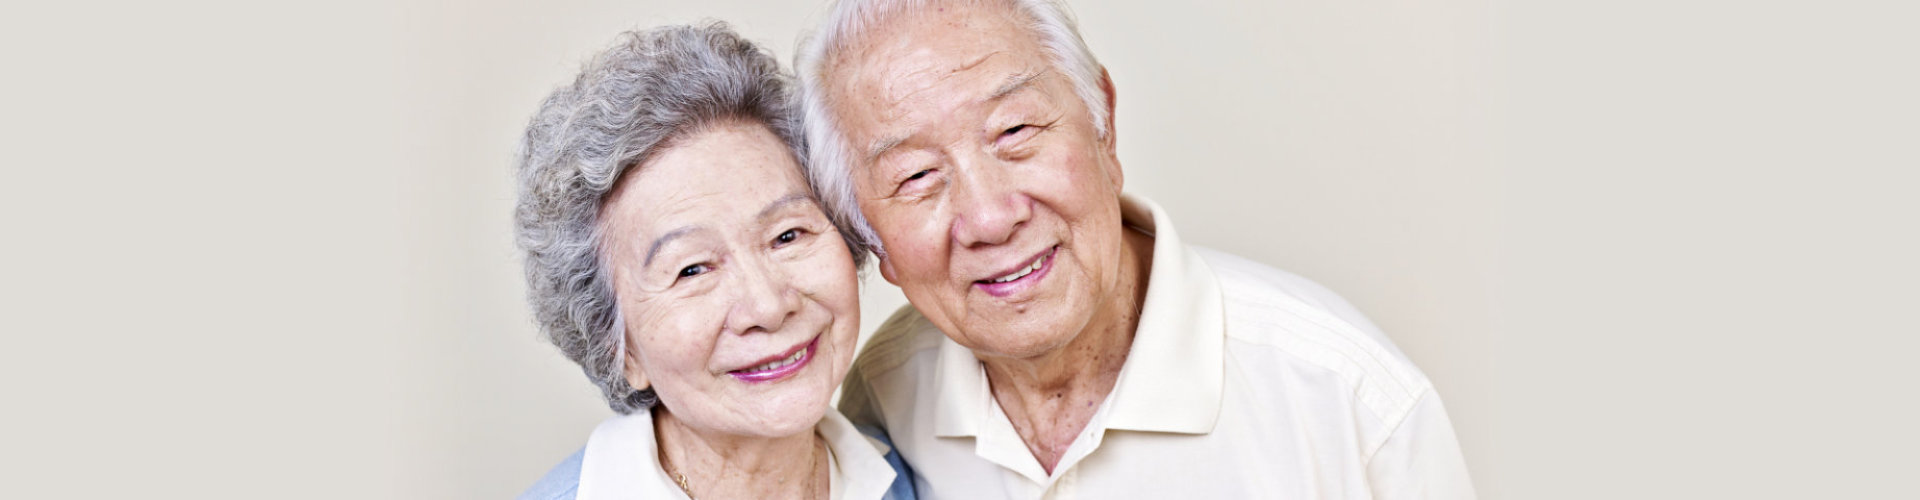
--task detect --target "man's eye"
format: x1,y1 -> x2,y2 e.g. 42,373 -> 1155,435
892,167 -> 941,197
997,125 -> 1042,150
677,264 -> 710,278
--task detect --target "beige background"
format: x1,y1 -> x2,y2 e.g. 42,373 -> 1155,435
3,0 -> 1915,498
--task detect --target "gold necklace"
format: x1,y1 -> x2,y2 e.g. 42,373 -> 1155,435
660,451 -> 707,500
660,436 -> 825,500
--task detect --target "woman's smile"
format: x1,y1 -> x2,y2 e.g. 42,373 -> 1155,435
728,334 -> 819,383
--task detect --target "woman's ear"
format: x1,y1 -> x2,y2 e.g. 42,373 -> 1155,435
622,339 -> 650,392
877,252 -> 901,285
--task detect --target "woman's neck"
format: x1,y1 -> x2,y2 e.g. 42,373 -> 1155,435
652,408 -> 829,500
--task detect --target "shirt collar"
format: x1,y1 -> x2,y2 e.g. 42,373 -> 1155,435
932,319 -> 988,437
576,410 -> 683,500
1103,194 -> 1226,433
817,409 -> 902,500
577,408 -> 898,500
932,193 -> 1226,438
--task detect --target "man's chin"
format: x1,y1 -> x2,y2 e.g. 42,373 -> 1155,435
961,327 -> 1082,361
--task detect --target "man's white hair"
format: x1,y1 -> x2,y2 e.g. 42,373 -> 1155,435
794,0 -> 1107,259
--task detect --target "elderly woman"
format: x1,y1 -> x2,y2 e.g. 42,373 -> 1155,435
512,23 -> 914,500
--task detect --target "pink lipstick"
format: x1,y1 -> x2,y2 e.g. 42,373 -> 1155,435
728,336 -> 818,383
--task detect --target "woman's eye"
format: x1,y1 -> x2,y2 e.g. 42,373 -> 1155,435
1003,124 -> 1029,137
904,169 -> 931,182
774,229 -> 800,246
677,264 -> 710,278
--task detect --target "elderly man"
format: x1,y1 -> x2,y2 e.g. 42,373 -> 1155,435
795,0 -> 1476,498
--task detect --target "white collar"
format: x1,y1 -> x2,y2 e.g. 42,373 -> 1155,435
576,408 -> 897,500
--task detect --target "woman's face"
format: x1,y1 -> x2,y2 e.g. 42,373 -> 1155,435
600,121 -> 861,438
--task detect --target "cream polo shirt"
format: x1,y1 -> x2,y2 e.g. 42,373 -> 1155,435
574,409 -> 900,500
839,194 -> 1476,499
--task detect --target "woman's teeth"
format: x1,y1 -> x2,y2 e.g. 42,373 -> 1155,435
740,347 -> 806,373
989,254 -> 1047,283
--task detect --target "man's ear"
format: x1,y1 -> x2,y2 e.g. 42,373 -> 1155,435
1097,66 -> 1123,191
1099,66 -> 1118,156
622,339 -> 650,392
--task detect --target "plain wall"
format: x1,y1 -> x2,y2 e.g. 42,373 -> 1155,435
2,0 -> 1914,498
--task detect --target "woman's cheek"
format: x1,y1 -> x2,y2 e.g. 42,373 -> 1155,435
650,301 -> 710,364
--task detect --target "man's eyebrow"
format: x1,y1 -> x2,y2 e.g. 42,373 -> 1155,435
863,70 -> 1048,164
642,226 -> 698,268
756,192 -> 813,222
865,135 -> 906,164
985,70 -> 1044,103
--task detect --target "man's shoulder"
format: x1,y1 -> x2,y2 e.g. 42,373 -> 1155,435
1192,246 -> 1398,349
1193,248 -> 1383,335
838,304 -> 947,429
849,304 -> 948,379
1192,247 -> 1433,420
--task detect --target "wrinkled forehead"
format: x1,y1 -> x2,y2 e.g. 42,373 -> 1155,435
599,123 -> 809,243
821,2 -> 1051,142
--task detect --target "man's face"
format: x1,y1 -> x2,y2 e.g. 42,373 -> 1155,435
825,3 -> 1127,360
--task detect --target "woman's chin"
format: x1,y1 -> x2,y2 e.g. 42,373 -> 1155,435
728,398 -> 830,438
693,384 -> 835,439
657,363 -> 840,439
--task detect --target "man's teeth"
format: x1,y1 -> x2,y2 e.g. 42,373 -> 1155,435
989,254 -> 1047,284
742,347 -> 807,373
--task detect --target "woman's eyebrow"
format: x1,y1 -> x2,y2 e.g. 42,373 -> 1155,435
756,192 -> 814,223
641,194 -> 810,268
643,226 -> 700,268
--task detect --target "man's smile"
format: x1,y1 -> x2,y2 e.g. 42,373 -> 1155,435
972,246 -> 1057,298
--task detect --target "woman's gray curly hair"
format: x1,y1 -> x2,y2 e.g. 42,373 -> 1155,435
512,22 -> 867,414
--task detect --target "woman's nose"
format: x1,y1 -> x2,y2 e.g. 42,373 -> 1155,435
724,257 -> 800,335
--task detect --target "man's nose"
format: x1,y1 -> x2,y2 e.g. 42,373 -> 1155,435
949,157 -> 1032,248
724,256 -> 799,335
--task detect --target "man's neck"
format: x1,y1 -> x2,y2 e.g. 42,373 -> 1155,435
979,225 -> 1155,474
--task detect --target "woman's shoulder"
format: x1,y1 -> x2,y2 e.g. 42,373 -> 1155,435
519,420 -> 911,500
854,424 -> 919,500
516,447 -> 584,500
